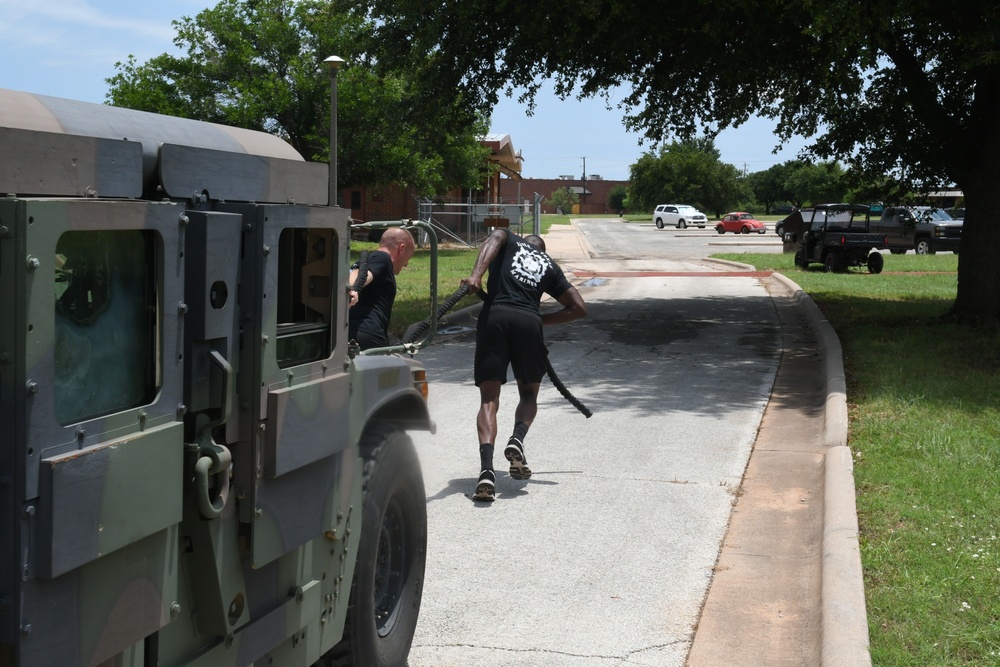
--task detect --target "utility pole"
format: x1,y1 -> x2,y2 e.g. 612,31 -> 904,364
581,156 -> 587,213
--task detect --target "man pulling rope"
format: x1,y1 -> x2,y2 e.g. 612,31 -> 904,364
460,229 -> 588,502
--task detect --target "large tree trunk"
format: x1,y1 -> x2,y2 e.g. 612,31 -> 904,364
951,158 -> 1000,328
952,191 -> 1000,327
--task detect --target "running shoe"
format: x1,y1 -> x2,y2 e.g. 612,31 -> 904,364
473,469 -> 496,501
504,438 -> 532,480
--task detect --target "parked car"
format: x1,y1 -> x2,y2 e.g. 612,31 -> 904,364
778,208 -> 813,242
716,212 -> 767,234
652,204 -> 708,229
775,207 -> 804,236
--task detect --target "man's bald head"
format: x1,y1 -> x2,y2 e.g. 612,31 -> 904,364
379,227 -> 416,275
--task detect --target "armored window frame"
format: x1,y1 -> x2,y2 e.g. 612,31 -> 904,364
53,229 -> 160,425
275,227 -> 339,368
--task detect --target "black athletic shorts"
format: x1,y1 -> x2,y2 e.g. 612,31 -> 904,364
474,306 -> 548,386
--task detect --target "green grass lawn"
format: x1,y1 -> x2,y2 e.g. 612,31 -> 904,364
713,251 -> 1000,666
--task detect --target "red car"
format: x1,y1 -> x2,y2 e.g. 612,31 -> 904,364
716,212 -> 767,234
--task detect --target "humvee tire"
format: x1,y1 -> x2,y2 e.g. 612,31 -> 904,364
324,424 -> 427,667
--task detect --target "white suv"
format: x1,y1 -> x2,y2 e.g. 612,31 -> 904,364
652,204 -> 708,229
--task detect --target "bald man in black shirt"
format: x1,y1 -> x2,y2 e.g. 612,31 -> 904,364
348,227 -> 415,350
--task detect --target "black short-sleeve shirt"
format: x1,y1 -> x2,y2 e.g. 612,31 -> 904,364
484,230 -> 572,316
349,250 -> 395,346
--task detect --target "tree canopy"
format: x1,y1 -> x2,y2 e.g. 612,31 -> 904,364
360,0 -> 1000,325
628,139 -> 748,215
106,0 -> 490,196
745,162 -> 802,213
783,161 -> 847,208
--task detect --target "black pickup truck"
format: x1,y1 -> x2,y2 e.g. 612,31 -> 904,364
873,205 -> 962,254
784,203 -> 887,273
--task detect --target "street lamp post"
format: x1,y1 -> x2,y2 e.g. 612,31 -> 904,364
325,55 -> 345,208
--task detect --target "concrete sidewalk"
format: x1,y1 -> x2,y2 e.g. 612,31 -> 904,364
541,220 -> 871,666
541,219 -> 599,260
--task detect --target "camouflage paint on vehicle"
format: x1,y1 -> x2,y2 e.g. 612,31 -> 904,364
1,87 -> 432,667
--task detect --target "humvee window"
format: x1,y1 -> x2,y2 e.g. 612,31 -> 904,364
54,230 -> 159,424
276,227 -> 338,368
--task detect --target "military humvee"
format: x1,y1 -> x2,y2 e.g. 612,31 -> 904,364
0,79 -> 433,666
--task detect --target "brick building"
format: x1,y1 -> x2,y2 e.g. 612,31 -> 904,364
496,176 -> 628,214
340,134 -> 526,223
339,134 -> 629,227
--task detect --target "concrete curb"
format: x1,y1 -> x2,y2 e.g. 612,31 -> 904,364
770,271 -> 872,667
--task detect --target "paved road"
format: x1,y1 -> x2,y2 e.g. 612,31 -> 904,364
580,218 -> 785,260
406,222 -> 787,665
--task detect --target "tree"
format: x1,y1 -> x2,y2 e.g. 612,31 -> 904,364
627,138 -> 745,214
784,161 -> 846,206
707,162 -> 751,218
746,162 -> 801,213
105,0 -> 490,196
842,170 -> 896,206
361,0 -> 1000,326
546,186 -> 579,214
608,184 -> 627,213
746,160 -> 845,209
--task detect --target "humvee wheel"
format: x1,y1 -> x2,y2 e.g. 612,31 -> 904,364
326,425 -> 427,667
867,252 -> 884,274
793,247 -> 808,268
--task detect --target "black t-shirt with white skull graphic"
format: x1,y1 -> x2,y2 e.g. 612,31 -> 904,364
484,230 -> 572,316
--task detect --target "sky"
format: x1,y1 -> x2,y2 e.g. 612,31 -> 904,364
0,0 -> 809,181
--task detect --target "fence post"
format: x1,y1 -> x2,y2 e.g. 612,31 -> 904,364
533,192 -> 543,236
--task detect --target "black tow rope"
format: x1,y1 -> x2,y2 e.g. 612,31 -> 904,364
402,283 -> 473,345
545,357 -> 592,418
351,250 -> 370,293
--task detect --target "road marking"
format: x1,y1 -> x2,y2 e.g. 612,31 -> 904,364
573,270 -> 774,278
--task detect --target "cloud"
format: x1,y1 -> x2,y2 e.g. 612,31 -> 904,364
0,0 -> 176,40
0,0 -> 199,101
